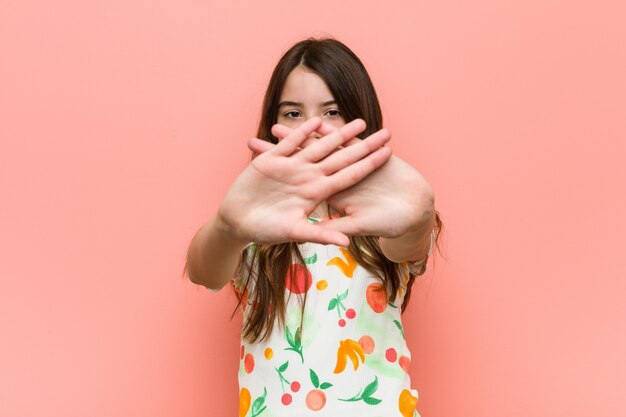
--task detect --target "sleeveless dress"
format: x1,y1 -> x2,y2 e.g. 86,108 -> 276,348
215,217 -> 433,417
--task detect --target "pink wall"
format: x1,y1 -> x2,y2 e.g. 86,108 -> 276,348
1,0 -> 624,416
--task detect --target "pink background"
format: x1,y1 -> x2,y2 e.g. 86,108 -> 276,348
1,0 -> 624,416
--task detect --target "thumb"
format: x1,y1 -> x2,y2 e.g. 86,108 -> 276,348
313,215 -> 365,238
290,221 -> 351,247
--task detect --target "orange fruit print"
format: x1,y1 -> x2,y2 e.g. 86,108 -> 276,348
358,335 -> 375,354
306,368 -> 332,411
399,355 -> 411,372
366,282 -> 387,313
244,353 -> 255,373
333,339 -> 365,373
398,389 -> 418,417
239,387 -> 251,417
326,247 -> 357,277
305,389 -> 326,411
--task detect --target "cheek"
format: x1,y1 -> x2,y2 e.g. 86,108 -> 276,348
277,117 -> 303,130
328,119 -> 346,129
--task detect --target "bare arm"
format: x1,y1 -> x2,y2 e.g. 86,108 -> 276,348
184,118 -> 393,290
379,214 -> 435,264
379,196 -> 436,264
185,213 -> 249,291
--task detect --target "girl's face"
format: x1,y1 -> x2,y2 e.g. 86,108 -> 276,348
277,66 -> 346,132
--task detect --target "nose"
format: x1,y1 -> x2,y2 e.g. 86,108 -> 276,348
306,128 -> 321,139
300,132 -> 321,149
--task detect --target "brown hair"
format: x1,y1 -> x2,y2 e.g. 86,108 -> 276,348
230,37 -> 444,344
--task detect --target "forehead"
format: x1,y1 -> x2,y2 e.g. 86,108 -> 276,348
280,66 -> 334,102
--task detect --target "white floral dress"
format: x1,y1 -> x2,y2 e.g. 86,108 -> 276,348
213,217 -> 433,417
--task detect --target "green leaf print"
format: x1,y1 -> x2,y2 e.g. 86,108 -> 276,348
393,319 -> 406,340
309,368 -> 333,390
251,387 -> 267,417
304,253 -> 318,264
363,396 -> 382,405
338,376 -> 382,405
275,361 -> 290,393
327,290 -> 349,318
361,376 -> 379,399
294,327 -> 302,345
284,325 -> 304,363
309,369 -> 319,388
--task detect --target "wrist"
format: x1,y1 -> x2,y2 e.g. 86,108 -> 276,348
212,210 -> 250,248
379,208 -> 436,263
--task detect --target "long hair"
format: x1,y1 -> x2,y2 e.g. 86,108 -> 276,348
232,38 -> 443,343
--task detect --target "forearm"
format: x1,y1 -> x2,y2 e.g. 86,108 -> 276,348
379,209 -> 436,263
185,213 -> 249,290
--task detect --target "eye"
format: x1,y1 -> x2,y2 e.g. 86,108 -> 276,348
283,110 -> 302,119
324,109 -> 342,118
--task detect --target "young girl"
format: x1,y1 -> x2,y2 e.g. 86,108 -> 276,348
185,38 -> 442,417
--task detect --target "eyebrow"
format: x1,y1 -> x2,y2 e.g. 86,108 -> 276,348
278,100 -> 337,108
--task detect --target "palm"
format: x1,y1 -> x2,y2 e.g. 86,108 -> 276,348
267,122 -> 434,239
325,155 -> 433,238
219,118 -> 393,246
221,148 -> 331,244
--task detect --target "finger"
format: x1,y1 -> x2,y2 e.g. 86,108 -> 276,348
289,222 -> 350,247
272,122 -> 363,151
271,123 -> 290,140
271,117 -> 322,156
248,136 -> 306,156
300,127 -> 361,149
271,121 -> 338,145
323,145 -> 393,195
318,128 -> 391,175
252,130 -> 359,156
247,137 -> 274,154
258,123 -> 369,167
313,215 -> 364,237
297,119 -> 366,162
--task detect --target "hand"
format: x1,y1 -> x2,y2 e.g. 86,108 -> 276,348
268,122 -> 435,239
218,117 -> 392,247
